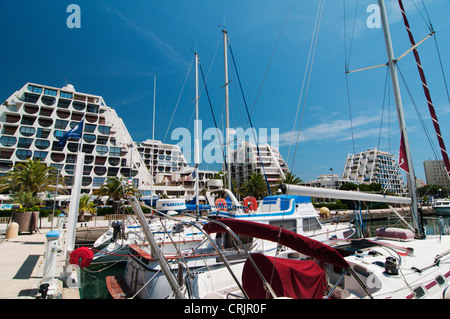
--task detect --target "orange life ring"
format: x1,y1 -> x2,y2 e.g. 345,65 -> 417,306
215,198 -> 228,211
243,196 -> 258,213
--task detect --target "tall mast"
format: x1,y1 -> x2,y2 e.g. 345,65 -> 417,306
223,29 -> 232,191
151,76 -> 156,203
194,52 -> 200,217
378,0 -> 424,238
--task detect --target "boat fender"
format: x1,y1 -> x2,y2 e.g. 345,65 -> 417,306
384,257 -> 399,275
69,246 -> 94,268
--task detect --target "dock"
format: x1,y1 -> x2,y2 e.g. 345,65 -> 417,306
0,217 -> 110,299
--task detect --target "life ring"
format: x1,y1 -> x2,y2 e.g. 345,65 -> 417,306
215,198 -> 228,211
243,196 -> 258,213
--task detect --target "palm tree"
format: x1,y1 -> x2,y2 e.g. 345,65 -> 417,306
281,172 -> 303,185
241,173 -> 269,199
0,159 -> 65,196
12,190 -> 42,209
95,177 -> 140,214
78,194 -> 96,222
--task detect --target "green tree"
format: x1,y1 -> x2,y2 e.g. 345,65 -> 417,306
281,172 -> 303,185
12,190 -> 42,210
240,173 -> 269,199
78,194 -> 97,221
0,159 -> 65,196
95,177 -> 140,214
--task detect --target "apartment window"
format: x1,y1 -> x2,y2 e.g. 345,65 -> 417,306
16,149 -> 32,160
72,101 -> 85,111
2,125 -> 18,135
65,164 -> 75,174
0,136 -> 17,147
57,99 -> 71,109
86,104 -> 99,113
83,134 -> 96,143
110,147 -> 121,156
97,136 -> 108,145
44,88 -> 57,96
28,85 -> 43,93
53,130 -> 65,139
83,166 -> 93,175
19,126 -> 35,137
66,154 -> 77,163
85,124 -> 96,133
60,92 -> 73,99
96,145 -> 108,155
24,93 -> 40,103
35,139 -> 50,150
98,125 -> 110,135
33,151 -> 48,160
93,177 -> 106,187
55,120 -> 69,129
21,116 -> 37,126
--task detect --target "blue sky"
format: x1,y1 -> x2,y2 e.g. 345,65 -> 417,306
1,0 -> 450,183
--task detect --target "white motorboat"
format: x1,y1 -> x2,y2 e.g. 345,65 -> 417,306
433,199 -> 450,217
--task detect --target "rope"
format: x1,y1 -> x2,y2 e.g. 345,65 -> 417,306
242,0 -> 294,131
287,0 -> 324,170
163,55 -> 195,143
228,41 -> 272,195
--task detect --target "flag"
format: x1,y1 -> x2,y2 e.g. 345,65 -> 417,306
187,170 -> 197,181
399,132 -> 409,173
58,120 -> 84,146
127,177 -> 133,185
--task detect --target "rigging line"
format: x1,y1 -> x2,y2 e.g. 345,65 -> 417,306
396,64 -> 440,160
345,0 -> 360,70
410,0 -> 433,32
228,42 -> 272,195
286,0 -> 322,166
242,0 -> 294,131
289,0 -> 324,173
198,60 -> 228,174
163,55 -> 195,143
345,74 -> 356,155
377,66 -> 390,151
432,35 -> 450,105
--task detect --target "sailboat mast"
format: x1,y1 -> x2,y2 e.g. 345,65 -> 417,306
194,52 -> 200,217
151,76 -> 156,203
378,0 -> 423,238
223,29 -> 232,191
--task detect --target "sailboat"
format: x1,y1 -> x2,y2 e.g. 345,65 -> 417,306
105,35 -> 355,298
158,0 -> 450,299
245,0 -> 450,299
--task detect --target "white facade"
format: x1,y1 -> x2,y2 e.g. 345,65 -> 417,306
342,148 -> 406,195
136,139 -> 217,197
0,83 -> 151,194
302,174 -> 355,190
230,141 -> 289,186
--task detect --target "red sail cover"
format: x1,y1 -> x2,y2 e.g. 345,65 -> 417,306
203,219 -> 349,269
242,253 -> 325,299
399,132 -> 409,173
